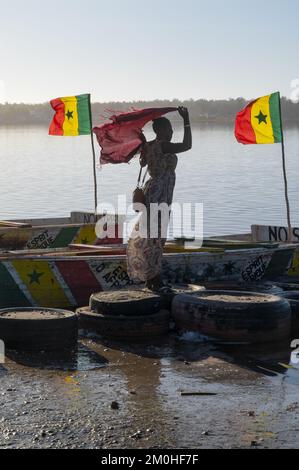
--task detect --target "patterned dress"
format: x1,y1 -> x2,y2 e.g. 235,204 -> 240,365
127,140 -> 178,281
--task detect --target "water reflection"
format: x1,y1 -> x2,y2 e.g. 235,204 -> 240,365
5,343 -> 108,371
0,125 -> 299,236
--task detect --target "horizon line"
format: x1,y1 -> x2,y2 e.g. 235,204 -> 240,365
0,95 -> 294,106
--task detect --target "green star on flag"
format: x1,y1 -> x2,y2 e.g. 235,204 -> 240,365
255,110 -> 268,124
66,110 -> 74,120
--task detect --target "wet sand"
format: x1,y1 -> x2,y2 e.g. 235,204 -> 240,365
0,334 -> 298,449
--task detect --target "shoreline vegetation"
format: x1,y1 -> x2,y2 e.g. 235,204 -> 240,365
0,97 -> 299,126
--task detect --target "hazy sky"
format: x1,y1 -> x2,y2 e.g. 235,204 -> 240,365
0,0 -> 298,103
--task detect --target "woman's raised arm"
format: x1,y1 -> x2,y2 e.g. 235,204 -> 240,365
162,107 -> 192,154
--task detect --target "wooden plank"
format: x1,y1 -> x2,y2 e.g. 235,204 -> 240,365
164,245 -> 224,253
69,243 -> 224,254
0,247 -> 126,259
202,238 -> 278,250
69,243 -> 124,251
73,248 -> 126,256
0,220 -> 32,228
11,216 -> 71,226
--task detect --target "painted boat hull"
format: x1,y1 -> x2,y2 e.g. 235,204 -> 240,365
251,225 -> 299,277
208,226 -> 299,278
0,246 -> 295,309
0,212 -> 123,251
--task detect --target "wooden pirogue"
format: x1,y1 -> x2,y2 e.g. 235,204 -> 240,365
0,211 -> 123,251
0,242 -> 295,310
1,214 -> 298,278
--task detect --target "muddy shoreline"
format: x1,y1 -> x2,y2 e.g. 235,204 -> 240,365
0,334 -> 298,449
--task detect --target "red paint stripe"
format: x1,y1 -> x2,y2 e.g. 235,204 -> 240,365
56,260 -> 101,306
95,224 -> 123,245
49,98 -> 65,136
235,101 -> 256,144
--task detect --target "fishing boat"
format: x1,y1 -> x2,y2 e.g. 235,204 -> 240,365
251,224 -> 299,276
209,224 -> 299,277
0,241 -> 295,309
0,211 -> 124,251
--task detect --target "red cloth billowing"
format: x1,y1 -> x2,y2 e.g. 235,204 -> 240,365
93,107 -> 177,164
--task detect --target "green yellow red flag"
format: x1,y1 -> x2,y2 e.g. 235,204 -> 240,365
49,94 -> 92,136
235,92 -> 283,144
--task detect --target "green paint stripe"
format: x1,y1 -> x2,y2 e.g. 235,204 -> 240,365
76,94 -> 92,135
264,249 -> 294,280
50,227 -> 80,248
0,263 -> 31,308
269,92 -> 283,143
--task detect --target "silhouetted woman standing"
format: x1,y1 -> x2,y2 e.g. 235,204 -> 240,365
127,107 -> 192,292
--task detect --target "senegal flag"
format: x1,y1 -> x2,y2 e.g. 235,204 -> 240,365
49,94 -> 92,136
235,92 -> 282,145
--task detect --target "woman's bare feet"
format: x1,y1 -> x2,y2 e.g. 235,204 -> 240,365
145,275 -> 174,293
145,274 -> 163,291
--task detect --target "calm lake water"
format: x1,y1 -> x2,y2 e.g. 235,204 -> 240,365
0,124 -> 298,237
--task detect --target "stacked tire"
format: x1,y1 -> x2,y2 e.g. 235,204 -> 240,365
0,308 -> 78,351
77,285 -> 205,341
77,289 -> 170,341
172,290 -> 292,344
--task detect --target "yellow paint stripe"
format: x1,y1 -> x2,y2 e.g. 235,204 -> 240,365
251,95 -> 274,144
278,362 -> 294,370
12,260 -> 69,308
72,225 -> 97,245
61,96 -> 79,136
289,250 -> 299,276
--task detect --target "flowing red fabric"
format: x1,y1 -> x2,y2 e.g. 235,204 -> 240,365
93,107 -> 177,164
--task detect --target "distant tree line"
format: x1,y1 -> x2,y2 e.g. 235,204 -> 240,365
0,98 -> 298,126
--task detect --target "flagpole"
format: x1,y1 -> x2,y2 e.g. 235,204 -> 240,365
88,95 -> 98,214
278,94 -> 292,242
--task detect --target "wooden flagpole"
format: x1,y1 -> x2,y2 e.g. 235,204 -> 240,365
88,95 -> 98,214
278,94 -> 292,242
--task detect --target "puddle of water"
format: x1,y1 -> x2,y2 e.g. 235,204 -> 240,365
284,356 -> 299,384
4,331 -> 299,384
284,368 -> 299,385
179,331 -> 210,343
5,343 -> 108,372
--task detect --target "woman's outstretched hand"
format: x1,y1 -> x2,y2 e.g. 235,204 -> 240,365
161,107 -> 192,154
178,106 -> 189,120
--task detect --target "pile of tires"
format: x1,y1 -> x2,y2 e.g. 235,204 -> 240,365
77,289 -> 170,340
0,308 -> 78,351
280,291 -> 299,333
77,285 -> 205,340
172,290 -> 292,344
